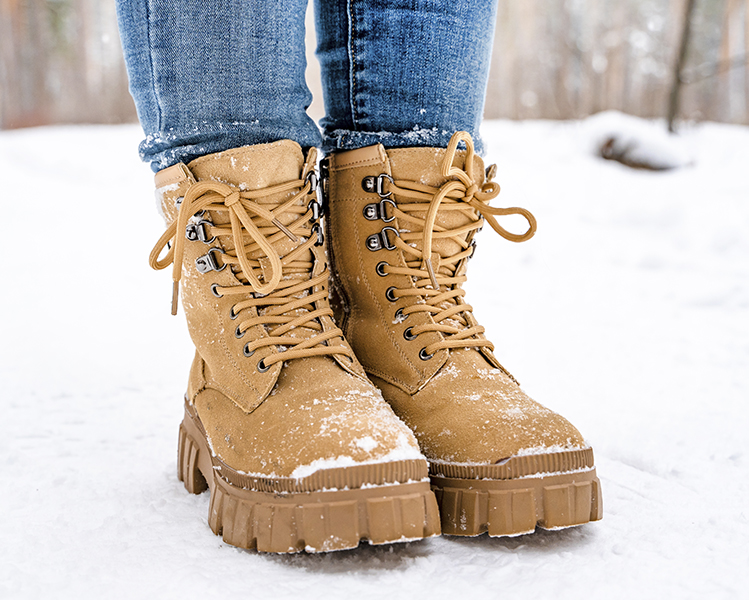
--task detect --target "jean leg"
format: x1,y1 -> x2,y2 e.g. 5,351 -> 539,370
314,0 -> 498,155
116,0 -> 320,172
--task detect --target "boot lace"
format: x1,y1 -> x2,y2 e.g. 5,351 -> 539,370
378,131 -> 537,358
149,173 -> 354,368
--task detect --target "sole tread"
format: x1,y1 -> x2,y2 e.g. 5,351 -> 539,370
432,468 -> 603,537
177,413 -> 441,553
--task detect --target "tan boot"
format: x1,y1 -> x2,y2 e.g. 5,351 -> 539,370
323,132 -> 602,537
149,141 -> 440,553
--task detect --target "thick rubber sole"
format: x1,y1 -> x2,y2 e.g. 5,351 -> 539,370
430,450 -> 602,537
177,407 -> 441,553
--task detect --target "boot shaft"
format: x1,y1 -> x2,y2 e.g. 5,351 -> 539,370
151,141 -> 365,412
323,137 -> 524,394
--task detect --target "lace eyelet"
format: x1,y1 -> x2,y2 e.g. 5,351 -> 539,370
235,325 -> 245,339
385,287 -> 398,302
312,223 -> 324,246
394,307 -> 406,322
230,307 -> 239,320
403,327 -> 417,341
419,348 -> 434,361
376,261 -> 389,277
305,170 -> 318,190
210,283 -> 223,298
243,344 -> 254,357
257,359 -> 270,372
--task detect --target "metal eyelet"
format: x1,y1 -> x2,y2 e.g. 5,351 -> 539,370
362,198 -> 396,222
185,219 -> 215,243
210,283 -> 223,298
235,325 -> 245,339
419,348 -> 434,361
310,200 -> 321,221
305,170 -> 318,190
230,307 -> 239,320
195,247 -> 226,274
375,261 -> 389,277
243,344 -> 254,357
394,307 -> 406,322
312,223 -> 324,246
363,204 -> 378,221
361,173 -> 394,197
366,226 -> 399,251
385,287 -> 398,302
403,327 -> 417,341
257,359 -> 270,372
379,199 -> 396,223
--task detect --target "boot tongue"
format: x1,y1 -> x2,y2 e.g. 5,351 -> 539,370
386,147 -> 486,268
188,140 -> 305,190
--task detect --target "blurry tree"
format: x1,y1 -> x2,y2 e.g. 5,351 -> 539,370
0,0 -> 747,129
0,0 -> 135,129
485,0 -> 749,126
668,0 -> 697,132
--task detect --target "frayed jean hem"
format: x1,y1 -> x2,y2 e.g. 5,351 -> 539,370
322,126 -> 485,156
140,121 -> 322,172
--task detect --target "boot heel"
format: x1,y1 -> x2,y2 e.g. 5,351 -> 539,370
178,423 -> 208,494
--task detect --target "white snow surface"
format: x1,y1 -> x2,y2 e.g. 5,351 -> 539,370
1,116 -> 747,598
289,434 -> 421,480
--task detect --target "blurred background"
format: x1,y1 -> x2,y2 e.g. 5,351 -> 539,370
1,0 -> 748,130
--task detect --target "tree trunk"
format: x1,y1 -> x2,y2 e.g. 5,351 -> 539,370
667,0 -> 697,132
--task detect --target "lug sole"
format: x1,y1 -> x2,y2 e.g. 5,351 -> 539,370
431,461 -> 602,537
177,408 -> 441,553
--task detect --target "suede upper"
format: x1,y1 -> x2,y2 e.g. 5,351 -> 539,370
325,138 -> 587,464
152,141 -> 424,478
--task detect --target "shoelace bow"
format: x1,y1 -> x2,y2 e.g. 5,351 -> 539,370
149,175 -> 352,368
381,131 -> 537,358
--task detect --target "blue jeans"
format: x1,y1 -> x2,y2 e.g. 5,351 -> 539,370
116,0 -> 498,172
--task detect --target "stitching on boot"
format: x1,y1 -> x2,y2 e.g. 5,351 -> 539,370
329,146 -> 387,171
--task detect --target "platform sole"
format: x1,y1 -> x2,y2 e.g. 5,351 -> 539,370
430,451 -> 602,537
177,408 -> 441,553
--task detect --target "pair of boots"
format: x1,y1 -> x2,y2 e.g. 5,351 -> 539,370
149,132 -> 601,553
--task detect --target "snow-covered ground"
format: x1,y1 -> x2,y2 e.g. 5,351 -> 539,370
1,116 -> 747,599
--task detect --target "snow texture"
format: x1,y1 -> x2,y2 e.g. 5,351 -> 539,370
290,434 -> 422,480
1,115 -> 748,599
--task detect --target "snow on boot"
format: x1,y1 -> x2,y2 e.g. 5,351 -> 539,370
322,132 -> 602,537
149,141 -> 440,552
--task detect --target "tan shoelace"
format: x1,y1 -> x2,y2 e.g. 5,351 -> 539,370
149,175 -> 353,368
380,131 -> 537,358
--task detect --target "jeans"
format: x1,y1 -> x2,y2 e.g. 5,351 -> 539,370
116,0 -> 498,172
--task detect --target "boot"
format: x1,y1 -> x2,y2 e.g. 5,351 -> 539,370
149,141 -> 440,552
322,132 -> 602,537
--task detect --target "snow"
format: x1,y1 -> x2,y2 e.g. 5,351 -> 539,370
290,434 -> 421,479
1,115 -> 748,598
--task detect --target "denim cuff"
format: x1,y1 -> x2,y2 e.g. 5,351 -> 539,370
139,120 -> 322,172
322,126 -> 485,156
